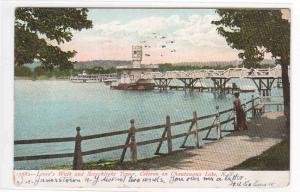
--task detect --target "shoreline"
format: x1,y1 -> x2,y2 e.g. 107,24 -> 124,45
14,76 -> 70,81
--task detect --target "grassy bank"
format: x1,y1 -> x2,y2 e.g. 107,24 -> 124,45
47,151 -> 184,170
14,76 -> 33,80
48,158 -> 154,170
227,139 -> 289,170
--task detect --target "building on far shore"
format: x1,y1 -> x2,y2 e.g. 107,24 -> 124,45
111,45 -> 158,90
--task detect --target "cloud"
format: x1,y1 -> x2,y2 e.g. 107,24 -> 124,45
174,15 -> 229,48
61,13 -> 239,63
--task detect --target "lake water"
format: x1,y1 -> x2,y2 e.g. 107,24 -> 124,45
14,79 -> 283,169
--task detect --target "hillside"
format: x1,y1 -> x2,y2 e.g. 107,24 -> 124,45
169,59 -> 275,67
73,60 -> 131,69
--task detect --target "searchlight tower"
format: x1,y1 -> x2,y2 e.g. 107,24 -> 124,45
132,45 -> 142,68
112,45 -> 158,90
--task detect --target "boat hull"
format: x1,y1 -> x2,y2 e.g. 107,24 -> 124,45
111,83 -> 155,90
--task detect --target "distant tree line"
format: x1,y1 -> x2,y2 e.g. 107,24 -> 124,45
83,66 -> 117,74
15,66 -> 33,76
158,63 -> 275,72
14,65 -> 117,78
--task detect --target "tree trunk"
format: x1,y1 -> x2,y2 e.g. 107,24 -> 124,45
280,56 -> 290,132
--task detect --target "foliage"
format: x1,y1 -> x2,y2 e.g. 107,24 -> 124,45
51,69 -> 71,78
159,63 -> 248,72
33,66 -> 48,76
15,8 -> 93,70
102,67 -> 117,74
14,66 -> 32,76
212,9 -> 290,68
80,67 -> 117,74
237,63 -> 275,69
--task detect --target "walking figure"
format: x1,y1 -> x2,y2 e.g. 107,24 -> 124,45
233,92 -> 248,130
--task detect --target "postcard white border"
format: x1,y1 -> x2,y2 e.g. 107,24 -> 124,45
1,0 -> 299,192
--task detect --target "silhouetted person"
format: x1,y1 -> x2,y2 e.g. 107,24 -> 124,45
233,92 -> 248,130
232,83 -> 238,89
248,67 -> 255,75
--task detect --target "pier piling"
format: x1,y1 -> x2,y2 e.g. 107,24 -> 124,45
252,78 -> 275,96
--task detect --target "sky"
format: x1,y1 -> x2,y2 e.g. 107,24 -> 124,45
60,8 -> 242,64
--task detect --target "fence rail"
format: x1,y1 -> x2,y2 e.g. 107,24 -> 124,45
15,95 -> 283,169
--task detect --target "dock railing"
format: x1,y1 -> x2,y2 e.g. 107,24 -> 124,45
14,95 -> 283,170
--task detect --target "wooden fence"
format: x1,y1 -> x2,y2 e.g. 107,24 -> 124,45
14,95 -> 283,170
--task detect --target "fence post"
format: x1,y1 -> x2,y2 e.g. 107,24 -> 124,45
73,127 -> 83,170
130,119 -> 137,163
193,111 -> 200,148
166,115 -> 172,154
120,130 -> 131,163
180,112 -> 196,148
251,95 -> 255,118
216,106 -> 221,140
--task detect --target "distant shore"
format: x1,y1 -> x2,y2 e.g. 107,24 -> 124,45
14,76 -> 70,80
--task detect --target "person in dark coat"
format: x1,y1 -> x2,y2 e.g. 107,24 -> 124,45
233,92 -> 248,130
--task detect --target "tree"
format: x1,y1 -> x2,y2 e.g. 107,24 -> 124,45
15,66 -> 32,76
212,9 -> 290,129
33,66 -> 47,76
15,8 -> 93,70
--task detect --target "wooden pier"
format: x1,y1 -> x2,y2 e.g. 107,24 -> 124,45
14,96 -> 284,170
152,76 -> 277,95
251,77 -> 276,96
140,66 -> 283,95
155,85 -> 254,93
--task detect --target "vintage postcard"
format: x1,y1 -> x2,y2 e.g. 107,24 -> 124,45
9,4 -> 291,189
